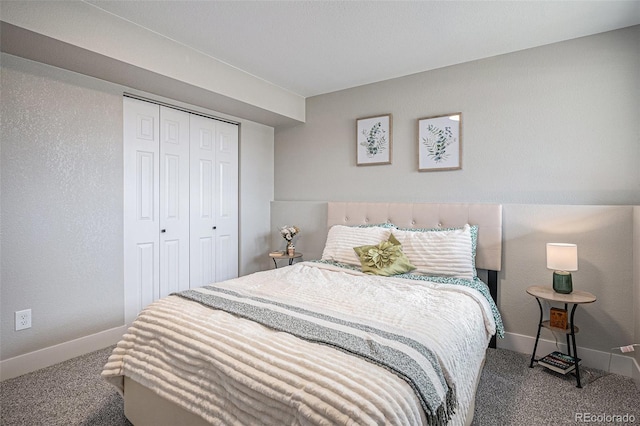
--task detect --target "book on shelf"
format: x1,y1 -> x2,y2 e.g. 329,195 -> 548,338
538,351 -> 581,374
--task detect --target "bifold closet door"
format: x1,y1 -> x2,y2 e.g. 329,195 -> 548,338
124,97 -> 160,322
189,116 -> 239,286
159,106 -> 190,297
213,121 -> 239,282
123,99 -> 191,321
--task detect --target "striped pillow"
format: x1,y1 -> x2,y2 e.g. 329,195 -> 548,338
322,225 -> 392,266
392,225 -> 476,279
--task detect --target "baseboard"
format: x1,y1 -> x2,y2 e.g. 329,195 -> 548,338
0,325 -> 127,381
498,331 -> 640,379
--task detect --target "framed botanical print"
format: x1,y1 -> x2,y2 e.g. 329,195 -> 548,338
356,114 -> 392,166
418,113 -> 462,171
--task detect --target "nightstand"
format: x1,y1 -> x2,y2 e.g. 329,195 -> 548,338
527,285 -> 596,388
269,251 -> 303,268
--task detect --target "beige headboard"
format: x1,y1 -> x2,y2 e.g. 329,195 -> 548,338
327,202 -> 502,272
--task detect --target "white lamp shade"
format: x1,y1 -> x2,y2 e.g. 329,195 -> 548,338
546,243 -> 578,271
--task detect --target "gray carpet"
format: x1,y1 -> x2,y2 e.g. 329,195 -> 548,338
1,346 -> 638,425
472,349 -> 640,425
0,347 -> 131,426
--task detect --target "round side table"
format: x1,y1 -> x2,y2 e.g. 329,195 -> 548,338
269,252 -> 303,268
526,285 -> 596,388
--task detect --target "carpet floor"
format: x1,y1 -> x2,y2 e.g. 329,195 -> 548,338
472,348 -> 639,425
1,346 -> 638,425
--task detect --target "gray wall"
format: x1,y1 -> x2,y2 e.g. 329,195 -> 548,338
1,54 -> 124,358
240,122 -> 275,274
501,204 -> 633,352
272,27 -> 640,354
0,53 -> 275,360
275,26 -> 639,204
635,207 -> 640,369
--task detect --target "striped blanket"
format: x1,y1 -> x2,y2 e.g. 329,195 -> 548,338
176,285 -> 456,425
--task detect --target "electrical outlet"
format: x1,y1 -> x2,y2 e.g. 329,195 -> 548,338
15,309 -> 32,331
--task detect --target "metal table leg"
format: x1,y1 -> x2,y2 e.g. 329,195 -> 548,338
569,304 -> 582,388
530,297 -> 544,368
564,303 -> 572,357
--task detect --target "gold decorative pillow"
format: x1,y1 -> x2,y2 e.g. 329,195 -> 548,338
353,234 -> 416,276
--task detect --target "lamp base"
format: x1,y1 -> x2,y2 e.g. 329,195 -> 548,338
552,271 -> 573,294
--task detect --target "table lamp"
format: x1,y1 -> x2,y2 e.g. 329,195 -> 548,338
546,243 -> 578,294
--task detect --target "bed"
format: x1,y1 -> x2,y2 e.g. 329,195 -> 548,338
103,202 -> 503,426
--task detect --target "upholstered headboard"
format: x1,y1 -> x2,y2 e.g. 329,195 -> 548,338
327,202 -> 502,348
327,202 -> 503,272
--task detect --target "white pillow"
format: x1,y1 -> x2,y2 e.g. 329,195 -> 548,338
392,225 -> 474,279
322,225 -> 392,266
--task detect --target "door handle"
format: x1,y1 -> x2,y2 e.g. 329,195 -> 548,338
212,226 -> 217,230
161,229 -> 166,233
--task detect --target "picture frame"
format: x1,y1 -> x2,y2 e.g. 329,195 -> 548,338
417,113 -> 462,171
356,114 -> 392,166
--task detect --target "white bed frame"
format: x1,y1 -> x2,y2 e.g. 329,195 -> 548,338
123,202 -> 503,426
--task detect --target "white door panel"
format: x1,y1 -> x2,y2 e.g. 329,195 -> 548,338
190,114 -> 217,288
159,106 -> 190,297
199,236 -> 214,286
215,122 -> 239,282
124,98 -> 160,324
137,243 -> 156,309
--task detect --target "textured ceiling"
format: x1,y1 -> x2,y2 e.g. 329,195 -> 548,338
86,1 -> 640,97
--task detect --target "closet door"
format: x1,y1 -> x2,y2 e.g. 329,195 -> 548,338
159,107 -> 190,297
125,97 -> 239,322
123,97 -> 160,324
214,122 -> 239,281
189,114 -> 217,287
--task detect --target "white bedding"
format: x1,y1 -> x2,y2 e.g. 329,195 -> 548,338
102,261 -> 494,426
